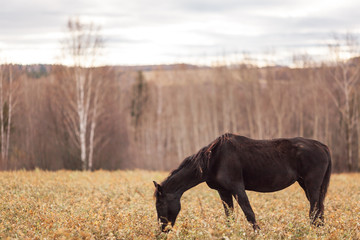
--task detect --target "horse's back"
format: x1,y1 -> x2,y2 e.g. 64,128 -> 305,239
229,135 -> 330,166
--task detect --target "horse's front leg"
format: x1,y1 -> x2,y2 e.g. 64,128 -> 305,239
217,190 -> 234,219
233,186 -> 260,231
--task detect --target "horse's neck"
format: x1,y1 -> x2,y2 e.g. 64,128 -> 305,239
164,166 -> 204,196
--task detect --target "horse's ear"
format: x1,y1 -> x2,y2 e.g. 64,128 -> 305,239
153,181 -> 163,195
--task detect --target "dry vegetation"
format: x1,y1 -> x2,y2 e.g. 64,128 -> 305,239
0,170 -> 359,239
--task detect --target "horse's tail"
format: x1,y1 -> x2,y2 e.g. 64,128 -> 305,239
319,145 -> 332,210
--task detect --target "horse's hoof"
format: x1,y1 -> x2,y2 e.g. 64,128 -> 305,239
312,221 -> 325,227
253,224 -> 261,231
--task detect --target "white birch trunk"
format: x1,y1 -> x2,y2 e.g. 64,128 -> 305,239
88,80 -> 99,171
88,108 -> 96,171
76,71 -> 87,170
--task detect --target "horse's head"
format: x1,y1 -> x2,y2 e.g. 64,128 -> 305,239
153,181 -> 181,232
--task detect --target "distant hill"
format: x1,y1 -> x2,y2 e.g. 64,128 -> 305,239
7,55 -> 360,79
110,63 -> 202,72
14,63 -> 202,79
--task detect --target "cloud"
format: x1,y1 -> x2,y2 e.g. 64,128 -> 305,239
1,0 -> 360,65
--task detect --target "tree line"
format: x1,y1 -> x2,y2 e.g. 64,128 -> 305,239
0,19 -> 359,172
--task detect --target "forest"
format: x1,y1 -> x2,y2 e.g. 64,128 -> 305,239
0,20 -> 360,172
0,56 -> 359,172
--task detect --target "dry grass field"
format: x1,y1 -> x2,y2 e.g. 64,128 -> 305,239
0,170 -> 359,239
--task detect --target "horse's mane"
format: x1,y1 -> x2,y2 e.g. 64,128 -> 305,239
159,133 -> 233,190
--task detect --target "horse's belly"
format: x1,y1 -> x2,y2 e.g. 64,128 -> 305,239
245,180 -> 296,192
243,169 -> 297,192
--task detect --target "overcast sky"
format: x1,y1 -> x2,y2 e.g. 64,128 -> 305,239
1,0 -> 360,65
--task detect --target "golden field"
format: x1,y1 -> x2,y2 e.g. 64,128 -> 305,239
0,170 -> 359,239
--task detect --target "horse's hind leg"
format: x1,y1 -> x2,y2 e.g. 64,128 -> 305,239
317,197 -> 325,224
297,178 -> 309,201
307,186 -> 321,224
304,164 -> 330,226
299,178 -> 324,225
317,161 -> 331,224
217,190 -> 234,218
304,176 -> 325,225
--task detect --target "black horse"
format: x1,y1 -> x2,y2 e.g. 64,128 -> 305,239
153,133 -> 331,232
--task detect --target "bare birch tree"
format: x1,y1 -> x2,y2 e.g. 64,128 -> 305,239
327,33 -> 360,171
0,64 -> 17,169
5,66 -> 13,161
58,18 -> 104,171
